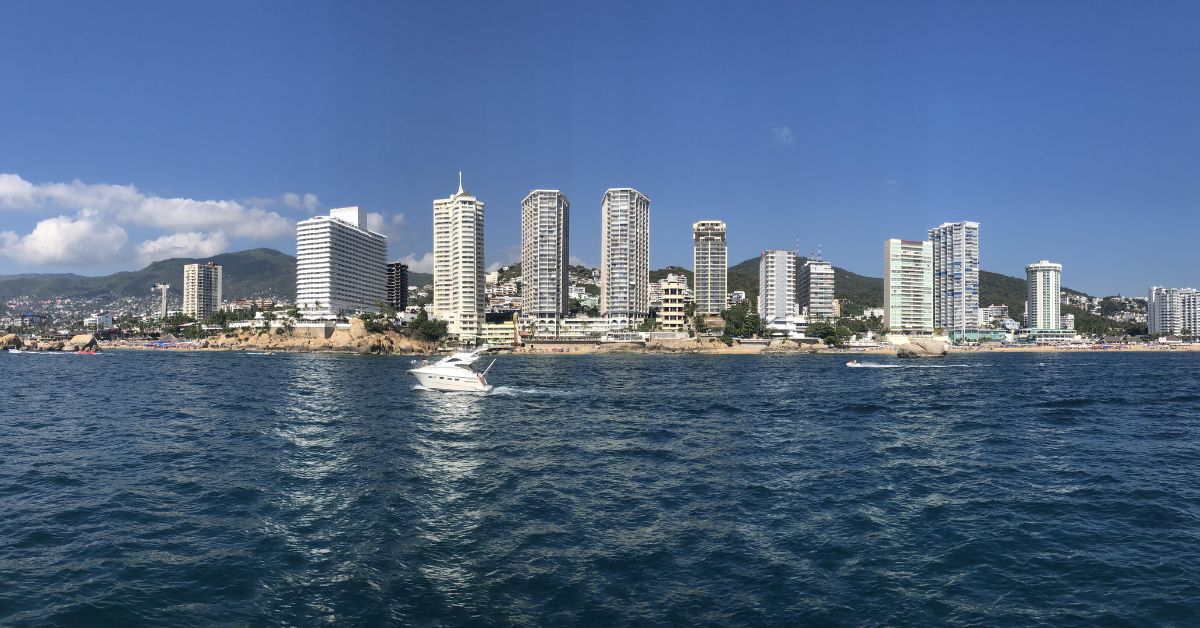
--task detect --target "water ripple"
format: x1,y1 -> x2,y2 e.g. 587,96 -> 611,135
2,351 -> 1200,625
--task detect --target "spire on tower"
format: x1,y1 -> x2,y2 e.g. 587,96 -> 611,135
457,171 -> 464,195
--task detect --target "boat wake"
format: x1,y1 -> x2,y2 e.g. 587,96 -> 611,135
489,386 -> 576,397
848,362 -> 976,369
411,384 -> 492,395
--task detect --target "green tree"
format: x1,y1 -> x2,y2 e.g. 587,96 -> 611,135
807,320 -> 840,345
720,301 -> 763,338
406,308 -> 448,342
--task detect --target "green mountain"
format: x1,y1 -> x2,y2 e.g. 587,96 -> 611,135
0,248 -> 435,301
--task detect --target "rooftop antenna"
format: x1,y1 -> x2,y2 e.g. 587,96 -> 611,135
810,243 -> 824,262
457,170 -> 464,195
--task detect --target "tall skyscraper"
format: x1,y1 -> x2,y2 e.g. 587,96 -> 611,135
296,206 -> 388,318
928,221 -> 980,336
692,220 -> 727,315
1148,286 -> 1200,336
433,173 -> 485,340
521,190 -> 570,335
799,258 -> 835,320
600,188 -> 650,328
758,249 -> 796,323
883,239 -> 934,334
182,262 -> 222,319
1025,260 -> 1062,329
386,262 -> 408,311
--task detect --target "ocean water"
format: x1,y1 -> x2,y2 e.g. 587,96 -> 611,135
2,350 -> 1200,626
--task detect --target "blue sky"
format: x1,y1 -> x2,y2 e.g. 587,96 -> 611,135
0,1 -> 1197,295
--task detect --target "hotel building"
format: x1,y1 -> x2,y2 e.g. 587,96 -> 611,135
883,239 -> 934,334
1025,260 -> 1062,329
386,262 -> 408,311
656,276 -> 688,332
295,206 -> 387,318
692,220 -> 727,315
759,249 -> 797,331
799,258 -> 835,320
433,174 -> 485,340
521,190 -> 570,336
928,221 -> 980,336
600,188 -> 650,328
182,262 -> 222,319
1148,286 -> 1200,336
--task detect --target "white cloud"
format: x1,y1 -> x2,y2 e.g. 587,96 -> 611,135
0,173 -> 317,268
569,255 -> 593,268
0,210 -> 129,265
398,251 -> 435,273
0,173 -> 293,239
0,174 -> 36,208
365,211 -> 409,241
366,212 -> 387,235
770,126 -> 796,146
122,197 -> 291,238
282,192 -> 320,212
136,231 -> 229,264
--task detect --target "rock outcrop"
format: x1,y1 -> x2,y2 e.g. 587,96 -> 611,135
896,337 -> 949,358
203,324 -> 434,355
63,334 -> 99,352
0,334 -> 23,350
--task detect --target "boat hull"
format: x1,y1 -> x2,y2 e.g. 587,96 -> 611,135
409,368 -> 492,392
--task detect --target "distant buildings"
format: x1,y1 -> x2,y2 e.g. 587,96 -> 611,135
799,258 -> 835,320
759,249 -> 799,335
600,188 -> 650,328
433,174 -> 486,340
656,276 -> 688,332
727,290 -> 747,307
1025,260 -> 1063,329
883,239 -> 933,334
928,221 -> 980,336
1148,286 -> 1200,336
692,220 -> 727,315
84,311 -> 114,329
521,190 -> 570,335
296,207 -> 387,318
183,262 -> 223,319
978,304 -> 1010,325
1060,312 -> 1075,331
386,262 -> 408,311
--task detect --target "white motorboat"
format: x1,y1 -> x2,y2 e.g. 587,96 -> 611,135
409,345 -> 495,392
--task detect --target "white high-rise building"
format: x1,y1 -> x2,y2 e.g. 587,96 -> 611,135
296,206 -> 387,318
433,174 -> 485,341
799,259 -> 835,320
929,221 -> 980,336
758,249 -> 796,323
182,262 -> 222,319
1025,260 -> 1062,330
692,220 -> 727,315
600,188 -> 650,328
1148,286 -> 1200,336
883,239 -> 934,334
521,190 -> 569,335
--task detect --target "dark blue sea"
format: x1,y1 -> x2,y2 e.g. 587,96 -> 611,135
2,350 -> 1200,626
